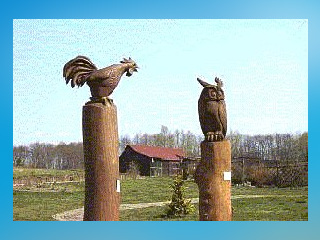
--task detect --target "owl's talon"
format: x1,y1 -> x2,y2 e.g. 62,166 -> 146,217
216,134 -> 221,141
206,133 -> 215,142
205,132 -> 225,142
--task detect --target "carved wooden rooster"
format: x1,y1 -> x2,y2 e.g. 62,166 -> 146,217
63,56 -> 138,99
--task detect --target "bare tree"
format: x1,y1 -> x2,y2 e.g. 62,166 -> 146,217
13,145 -> 29,167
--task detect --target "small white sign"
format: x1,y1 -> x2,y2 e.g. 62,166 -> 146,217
116,179 -> 121,192
224,171 -> 231,181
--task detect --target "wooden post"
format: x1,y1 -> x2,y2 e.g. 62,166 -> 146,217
82,101 -> 120,221
195,140 -> 232,221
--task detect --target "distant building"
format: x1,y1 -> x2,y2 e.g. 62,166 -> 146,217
119,145 -> 198,177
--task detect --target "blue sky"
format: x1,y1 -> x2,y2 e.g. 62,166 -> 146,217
13,19 -> 308,145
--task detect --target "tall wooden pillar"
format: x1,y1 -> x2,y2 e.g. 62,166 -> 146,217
195,140 -> 232,221
82,101 -> 120,221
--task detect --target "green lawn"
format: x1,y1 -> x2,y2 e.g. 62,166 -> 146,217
13,167 -> 84,180
121,177 -> 198,204
13,174 -> 308,221
120,183 -> 308,221
13,190 -> 84,221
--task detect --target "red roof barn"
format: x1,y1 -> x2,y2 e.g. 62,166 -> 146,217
120,145 -> 187,176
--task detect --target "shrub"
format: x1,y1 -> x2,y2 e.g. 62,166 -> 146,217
127,161 -> 140,180
166,174 -> 195,217
231,163 -> 244,185
246,163 -> 274,187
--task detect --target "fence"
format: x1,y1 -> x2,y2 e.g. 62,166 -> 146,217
13,173 -> 85,187
231,157 -> 308,187
13,158 -> 308,188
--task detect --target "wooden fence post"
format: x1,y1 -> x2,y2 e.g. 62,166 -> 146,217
82,102 -> 120,221
195,140 -> 232,221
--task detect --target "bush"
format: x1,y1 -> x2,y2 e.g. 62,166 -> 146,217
276,164 -> 308,187
246,163 -> 274,187
127,161 -> 140,180
166,174 -> 195,217
231,163 -> 244,185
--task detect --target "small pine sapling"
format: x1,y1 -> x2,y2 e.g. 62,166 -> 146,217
166,174 -> 195,217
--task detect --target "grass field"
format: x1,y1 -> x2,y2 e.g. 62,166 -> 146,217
13,169 -> 308,221
13,167 -> 83,180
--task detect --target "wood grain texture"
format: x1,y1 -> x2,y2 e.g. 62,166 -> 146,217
195,140 -> 232,221
82,102 -> 120,221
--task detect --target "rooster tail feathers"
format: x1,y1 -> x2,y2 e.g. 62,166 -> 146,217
63,56 -> 97,88
63,56 -> 96,76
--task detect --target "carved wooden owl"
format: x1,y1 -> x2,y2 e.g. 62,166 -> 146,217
197,77 -> 227,142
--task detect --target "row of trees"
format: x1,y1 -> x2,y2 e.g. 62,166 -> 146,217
13,142 -> 83,169
13,126 -> 308,169
121,127 -> 308,163
229,131 -> 308,163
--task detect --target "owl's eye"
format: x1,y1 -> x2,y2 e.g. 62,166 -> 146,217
217,91 -> 224,99
208,89 -> 216,99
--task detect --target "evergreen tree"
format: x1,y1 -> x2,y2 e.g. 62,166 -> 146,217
166,174 -> 195,217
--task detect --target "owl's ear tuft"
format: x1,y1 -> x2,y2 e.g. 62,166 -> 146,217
215,77 -> 223,88
197,78 -> 211,88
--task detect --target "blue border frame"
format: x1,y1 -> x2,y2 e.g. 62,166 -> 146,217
6,1 -> 319,240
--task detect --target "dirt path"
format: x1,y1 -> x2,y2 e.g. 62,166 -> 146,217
53,199 -> 194,221
53,199 -> 199,221
53,194 -> 303,221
